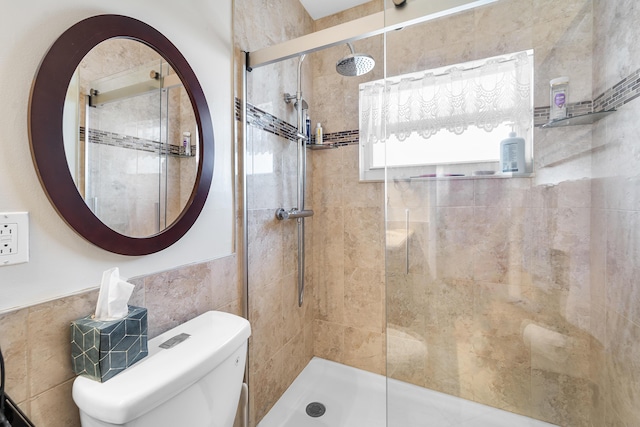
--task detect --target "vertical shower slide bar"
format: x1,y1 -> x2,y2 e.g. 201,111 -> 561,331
275,54 -> 313,307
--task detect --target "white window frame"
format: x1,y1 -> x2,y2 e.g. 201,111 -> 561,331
359,50 -> 534,182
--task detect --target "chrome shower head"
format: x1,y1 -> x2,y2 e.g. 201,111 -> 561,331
336,43 -> 375,77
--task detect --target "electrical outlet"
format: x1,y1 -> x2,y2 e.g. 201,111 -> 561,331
0,223 -> 18,255
0,212 -> 29,266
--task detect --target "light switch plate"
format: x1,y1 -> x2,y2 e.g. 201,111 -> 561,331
0,212 -> 29,266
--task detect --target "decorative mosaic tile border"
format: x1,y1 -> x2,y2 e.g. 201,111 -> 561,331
593,68 -> 640,113
534,66 -> 640,126
239,65 -> 640,140
239,100 -> 359,146
320,129 -> 359,146
80,127 -> 194,157
246,103 -> 299,141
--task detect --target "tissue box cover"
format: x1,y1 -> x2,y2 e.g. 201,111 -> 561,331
70,306 -> 148,382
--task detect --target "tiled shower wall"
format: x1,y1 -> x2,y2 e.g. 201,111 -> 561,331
309,0 -> 592,388
0,255 -> 241,426
309,0 -> 388,377
234,1 -> 316,426
589,0 -> 640,425
308,0 -> 640,426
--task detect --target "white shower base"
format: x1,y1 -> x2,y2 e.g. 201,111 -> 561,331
258,357 -> 557,427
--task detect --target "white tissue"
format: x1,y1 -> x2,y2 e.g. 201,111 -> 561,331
94,267 -> 135,321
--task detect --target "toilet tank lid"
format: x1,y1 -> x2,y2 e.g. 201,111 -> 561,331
72,310 -> 251,424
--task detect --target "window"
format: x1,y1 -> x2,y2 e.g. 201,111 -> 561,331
359,50 -> 533,181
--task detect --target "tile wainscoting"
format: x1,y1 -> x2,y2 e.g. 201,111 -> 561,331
0,255 -> 241,427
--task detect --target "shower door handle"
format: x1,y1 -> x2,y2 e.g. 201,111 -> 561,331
405,209 -> 410,275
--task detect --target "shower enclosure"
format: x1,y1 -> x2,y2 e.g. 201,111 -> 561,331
240,0 -> 640,426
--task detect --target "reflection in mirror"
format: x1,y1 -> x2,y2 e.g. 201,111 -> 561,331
63,39 -> 197,238
30,14 -> 214,255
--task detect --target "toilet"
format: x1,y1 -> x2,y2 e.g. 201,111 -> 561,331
73,311 -> 250,427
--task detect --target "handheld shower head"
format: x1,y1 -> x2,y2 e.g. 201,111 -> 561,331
336,43 -> 375,77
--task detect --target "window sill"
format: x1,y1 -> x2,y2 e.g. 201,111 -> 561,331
406,172 -> 534,181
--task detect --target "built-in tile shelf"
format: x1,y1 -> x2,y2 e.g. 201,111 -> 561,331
541,109 -> 616,128
307,143 -> 339,150
408,172 -> 535,180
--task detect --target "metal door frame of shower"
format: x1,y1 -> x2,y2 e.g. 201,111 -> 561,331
240,50 -> 250,427
246,0 -> 497,70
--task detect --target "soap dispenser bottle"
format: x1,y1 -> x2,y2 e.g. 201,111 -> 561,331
316,122 -> 323,145
500,131 -> 526,173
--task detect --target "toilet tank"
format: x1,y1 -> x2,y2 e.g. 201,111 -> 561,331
73,311 -> 250,427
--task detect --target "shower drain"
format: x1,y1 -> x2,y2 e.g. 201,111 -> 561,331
305,402 -> 326,418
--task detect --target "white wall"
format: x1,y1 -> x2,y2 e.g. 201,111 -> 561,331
0,1 -> 234,311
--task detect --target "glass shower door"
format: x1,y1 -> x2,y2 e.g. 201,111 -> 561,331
384,1 -> 602,426
84,59 -> 167,237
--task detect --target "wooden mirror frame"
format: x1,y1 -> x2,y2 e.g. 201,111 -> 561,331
29,14 -> 214,255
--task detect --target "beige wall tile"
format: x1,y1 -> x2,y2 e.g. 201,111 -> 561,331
435,178 -> 475,207
423,327 -> 474,399
473,207 -> 522,284
313,258 -> 345,324
588,334 -> 606,427
0,308 -> 29,403
342,327 -> 385,376
530,368 -> 593,426
281,330 -> 307,387
472,356 -> 532,416
247,209 -> 284,291
210,255 -> 241,310
30,379 -> 80,427
474,178 -> 513,208
604,309 -> 640,426
344,206 -> 384,268
344,266 -> 384,333
311,147 -> 344,208
593,0 -> 640,95
281,272 -> 309,344
435,207 -> 476,281
281,218 -> 301,278
605,210 -> 640,325
387,273 -> 427,336
246,132 -> 285,210
248,279 -> 284,374
27,291 -> 98,396
143,261 -> 213,338
249,353 -> 285,427
387,333 -> 427,387
311,205 -> 345,326
216,299 -> 243,317
313,319 -> 344,362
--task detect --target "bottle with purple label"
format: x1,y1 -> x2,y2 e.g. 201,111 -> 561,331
550,76 -> 569,120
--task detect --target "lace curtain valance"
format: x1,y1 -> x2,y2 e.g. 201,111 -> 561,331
359,50 -> 533,144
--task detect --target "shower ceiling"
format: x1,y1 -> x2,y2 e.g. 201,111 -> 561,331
299,0 -> 373,19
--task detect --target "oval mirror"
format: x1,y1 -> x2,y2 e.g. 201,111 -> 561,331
30,15 -> 214,255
